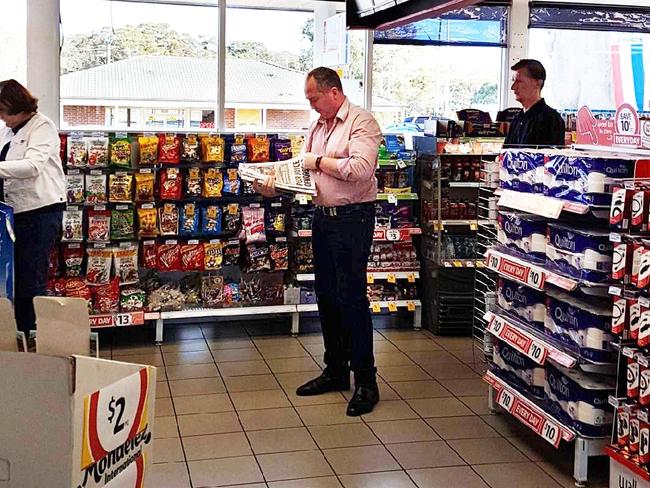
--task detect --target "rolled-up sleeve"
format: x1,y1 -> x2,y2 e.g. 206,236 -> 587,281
0,121 -> 55,179
332,115 -> 382,182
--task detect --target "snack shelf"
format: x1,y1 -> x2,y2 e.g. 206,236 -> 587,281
89,311 -> 158,328
441,259 -> 485,268
497,189 -> 589,219
484,370 -> 577,446
293,193 -> 419,205
605,446 -> 650,482
448,181 -> 481,188
160,304 -> 296,320
296,227 -> 422,240
297,299 -> 421,314
429,220 -> 479,231
484,310 -> 579,368
377,158 -> 416,168
296,271 -> 420,282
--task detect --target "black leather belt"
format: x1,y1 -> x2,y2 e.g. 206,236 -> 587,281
316,202 -> 374,217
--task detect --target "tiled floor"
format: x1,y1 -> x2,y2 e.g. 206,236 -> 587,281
102,322 -> 609,488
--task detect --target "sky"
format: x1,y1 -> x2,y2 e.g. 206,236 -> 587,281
59,0 -> 312,55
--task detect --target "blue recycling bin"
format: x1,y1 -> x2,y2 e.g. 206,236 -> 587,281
0,202 -> 15,301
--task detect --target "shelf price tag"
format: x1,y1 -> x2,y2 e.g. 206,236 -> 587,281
367,274 -> 375,284
385,229 -> 401,241
407,273 -> 416,283
116,312 -> 144,327
397,159 -> 407,169
540,420 -> 562,447
388,302 -> 398,312
497,388 -> 515,412
387,194 -> 398,205
387,273 -> 396,284
453,260 -> 462,267
407,301 -> 416,312
371,302 -> 381,313
470,222 -> 478,231
297,194 -> 309,205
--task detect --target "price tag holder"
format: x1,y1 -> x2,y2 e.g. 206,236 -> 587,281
371,302 -> 381,313
388,302 -> 398,312
385,229 -> 400,241
367,274 -> 375,284
497,388 -> 515,412
470,222 -> 478,231
396,159 -> 407,169
387,273 -> 396,284
407,273 -> 416,283
407,301 -> 416,312
540,419 -> 562,447
387,194 -> 398,205
297,194 -> 309,205
453,260 -> 462,267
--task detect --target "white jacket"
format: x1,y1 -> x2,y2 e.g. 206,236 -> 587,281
0,112 -> 66,214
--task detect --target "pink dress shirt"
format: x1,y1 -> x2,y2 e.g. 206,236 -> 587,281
305,98 -> 382,207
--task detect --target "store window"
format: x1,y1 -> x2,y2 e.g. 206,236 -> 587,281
528,5 -> 650,113
0,0 -> 26,85
371,6 -> 507,131
59,0 -> 219,130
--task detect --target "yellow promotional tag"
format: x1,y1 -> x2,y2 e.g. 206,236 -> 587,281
453,260 -> 462,267
388,302 -> 398,312
367,274 -> 375,284
387,273 -> 396,284
407,273 -> 416,283
297,194 -> 309,205
407,301 -> 416,312
470,222 -> 478,231
371,302 -> 381,313
228,204 -> 238,215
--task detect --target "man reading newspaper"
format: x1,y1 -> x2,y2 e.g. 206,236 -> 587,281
254,67 -> 382,417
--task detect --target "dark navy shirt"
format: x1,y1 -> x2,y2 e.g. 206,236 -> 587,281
503,98 -> 565,149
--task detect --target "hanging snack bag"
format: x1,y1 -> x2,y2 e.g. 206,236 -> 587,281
113,245 -> 139,285
160,167 -> 182,200
141,240 -> 157,269
87,136 -> 109,168
181,242 -> 204,271
159,203 -> 180,236
265,204 -> 285,236
86,247 -> 113,285
67,137 -> 88,168
134,170 -> 155,202
223,168 -> 241,195
63,243 -> 85,278
202,205 -> 222,235
201,275 -> 223,307
247,135 -> 270,163
85,172 -> 107,204
87,208 -> 111,242
59,134 -> 68,165
242,206 -> 266,243
62,208 -> 84,242
203,168 -> 223,198
110,136 -> 132,168
157,242 -> 182,272
222,203 -> 241,235
181,134 -> 201,162
137,205 -> 158,237
246,243 -> 271,272
158,133 -> 181,164
120,288 -> 146,312
230,137 -> 247,165
201,135 -> 225,163
271,138 -> 292,161
180,203 -> 199,235
223,239 -> 241,266
92,278 -> 120,314
290,134 -> 305,156
111,207 -> 135,241
109,172 -> 133,203
138,135 -> 159,165
185,167 -> 202,198
66,171 -> 85,204
270,240 -> 289,271
204,240 -> 223,271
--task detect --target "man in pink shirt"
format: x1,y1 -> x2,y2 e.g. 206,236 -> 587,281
255,67 -> 382,416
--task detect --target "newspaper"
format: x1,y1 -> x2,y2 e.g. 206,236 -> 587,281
239,156 -> 317,196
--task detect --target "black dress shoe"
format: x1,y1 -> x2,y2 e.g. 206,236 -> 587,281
296,372 -> 350,396
346,383 -> 379,416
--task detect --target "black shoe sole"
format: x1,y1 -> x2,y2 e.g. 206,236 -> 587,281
346,400 -> 378,417
295,384 -> 350,397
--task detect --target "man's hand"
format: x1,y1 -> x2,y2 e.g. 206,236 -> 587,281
253,176 -> 278,198
302,152 -> 319,170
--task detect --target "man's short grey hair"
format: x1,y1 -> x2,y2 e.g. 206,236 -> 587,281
307,67 -> 343,93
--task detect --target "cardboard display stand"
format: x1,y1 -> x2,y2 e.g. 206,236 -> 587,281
0,353 -> 156,488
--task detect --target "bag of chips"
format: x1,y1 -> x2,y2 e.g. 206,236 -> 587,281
92,277 -> 120,313
201,135 -> 225,163
141,240 -> 157,269
67,137 -> 88,168
87,208 -> 111,242
185,167 -> 202,198
85,172 -> 107,204
160,168 -> 182,200
138,135 -> 158,165
246,243 -> 271,272
59,134 -> 68,165
62,208 -> 84,242
202,205 -> 222,235
137,205 -> 158,237
158,134 -> 181,164
120,288 -> 146,312
87,137 -> 109,167
223,239 -> 241,266
86,247 -> 113,285
159,203 -> 179,236
111,207 -> 135,240
222,203 -> 241,235
157,242 -> 182,272
110,137 -> 132,168
202,168 -> 223,198
181,134 -> 201,163
223,168 -> 240,195
181,242 -> 204,271
201,274 -> 223,307
109,172 -> 133,203
270,240 -> 289,271
66,171 -> 84,204
242,206 -> 266,243
180,203 -> 199,235
247,135 -> 270,163
230,138 -> 247,165
271,138 -> 292,161
204,240 -> 223,271
113,245 -> 139,285
63,243 -> 84,277
135,171 -> 155,202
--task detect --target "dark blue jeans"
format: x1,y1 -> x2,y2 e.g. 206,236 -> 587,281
312,203 -> 376,384
14,209 -> 62,334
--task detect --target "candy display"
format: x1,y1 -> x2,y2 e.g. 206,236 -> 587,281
85,172 -> 107,204
87,137 -> 109,168
223,168 -> 240,195
138,135 -> 159,165
65,172 -> 84,204
181,134 -> 201,162
86,247 -> 113,285
247,135 -> 270,162
158,134 -> 181,164
185,167 -> 202,198
159,203 -> 180,236
108,172 -> 133,203
67,137 -> 88,168
113,245 -> 139,285
160,168 -> 182,200
137,206 -> 158,237
180,203 -> 199,235
202,168 -> 223,198
204,241 -> 223,271
111,207 -> 135,240
242,206 -> 265,243
120,288 -> 146,312
92,278 -> 120,313
63,243 -> 84,278
201,275 -> 223,307
135,171 -> 155,202
62,208 -> 84,242
87,208 -> 111,242
223,239 -> 241,267
246,243 -> 271,272
223,203 -> 241,235
157,242 -> 182,272
181,243 -> 204,271
201,135 -> 225,163
110,136 -> 132,168
202,205 -> 222,235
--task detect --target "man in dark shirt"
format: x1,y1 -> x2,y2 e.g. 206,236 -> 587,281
503,59 -> 565,148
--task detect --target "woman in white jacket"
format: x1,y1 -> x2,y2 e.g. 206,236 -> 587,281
0,80 -> 65,335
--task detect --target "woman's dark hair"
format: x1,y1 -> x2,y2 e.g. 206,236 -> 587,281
0,79 -> 38,115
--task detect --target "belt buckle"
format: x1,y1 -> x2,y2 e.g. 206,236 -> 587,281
328,207 -> 337,217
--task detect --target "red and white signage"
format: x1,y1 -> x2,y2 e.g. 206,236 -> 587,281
576,104 -> 650,152
89,312 -> 145,329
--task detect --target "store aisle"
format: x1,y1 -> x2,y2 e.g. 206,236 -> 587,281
105,325 -> 608,488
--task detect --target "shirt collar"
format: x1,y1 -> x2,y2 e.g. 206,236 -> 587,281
523,98 -> 546,116
318,97 -> 350,125
12,113 -> 35,135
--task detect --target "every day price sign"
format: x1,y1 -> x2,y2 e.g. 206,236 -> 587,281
78,368 -> 154,488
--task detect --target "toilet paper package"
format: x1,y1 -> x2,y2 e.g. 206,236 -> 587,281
544,363 -> 615,437
544,153 -> 634,206
499,150 -> 546,194
496,212 -> 547,263
546,224 -> 612,283
544,290 -> 615,363
497,278 -> 545,331
493,340 -> 545,399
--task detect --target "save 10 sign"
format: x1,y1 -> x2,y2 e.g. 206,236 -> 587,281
615,103 -> 642,147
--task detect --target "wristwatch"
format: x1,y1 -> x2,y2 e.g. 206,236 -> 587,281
315,156 -> 323,170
